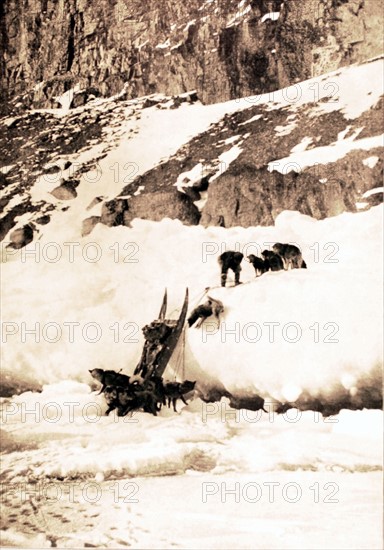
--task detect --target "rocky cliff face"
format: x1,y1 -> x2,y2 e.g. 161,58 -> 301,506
1,0 -> 383,111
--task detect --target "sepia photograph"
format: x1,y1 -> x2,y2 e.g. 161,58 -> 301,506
0,0 -> 383,548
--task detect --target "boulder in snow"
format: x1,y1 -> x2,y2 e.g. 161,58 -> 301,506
35,215 -> 51,225
50,181 -> 78,200
123,189 -> 201,226
100,198 -> 128,227
70,87 -> 100,108
82,216 -> 101,237
87,196 -> 105,211
8,224 -> 34,249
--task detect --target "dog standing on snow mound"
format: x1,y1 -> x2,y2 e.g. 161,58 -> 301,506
272,243 -> 307,269
261,250 -> 284,272
247,254 -> 269,277
188,296 -> 224,328
218,251 -> 244,287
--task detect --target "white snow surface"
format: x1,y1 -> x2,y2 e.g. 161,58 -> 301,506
236,56 -> 384,120
1,206 -> 382,402
363,155 -> 379,168
361,186 -> 383,199
55,84 -> 81,111
1,382 -> 382,548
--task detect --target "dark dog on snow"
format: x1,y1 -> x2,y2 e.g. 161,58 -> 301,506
163,380 -> 196,412
118,376 -> 166,417
188,297 -> 224,328
218,251 -> 243,287
104,385 -> 119,415
104,378 -> 195,416
115,385 -> 143,416
103,385 -> 138,416
261,250 -> 284,272
272,243 -> 307,269
89,368 -> 131,394
142,376 -> 167,415
247,254 -> 268,277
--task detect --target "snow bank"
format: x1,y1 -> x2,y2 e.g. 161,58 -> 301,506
268,134 -> 383,173
1,58 -> 383,408
1,204 -> 382,407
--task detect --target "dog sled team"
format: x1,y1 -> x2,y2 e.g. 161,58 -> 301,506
188,242 -> 307,328
219,242 -> 306,288
90,241 -> 306,417
89,368 -> 196,417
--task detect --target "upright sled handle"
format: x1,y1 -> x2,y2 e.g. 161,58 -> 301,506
158,288 -> 167,320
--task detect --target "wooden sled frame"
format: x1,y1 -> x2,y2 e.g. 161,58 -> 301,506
134,288 -> 189,380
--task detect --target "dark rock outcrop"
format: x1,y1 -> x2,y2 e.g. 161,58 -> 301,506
86,196 -> 104,210
70,87 -> 100,108
100,198 -> 129,227
118,92 -> 383,228
200,165 -> 359,227
228,393 -> 267,412
123,189 -> 201,226
35,215 -> 51,225
8,224 -> 34,249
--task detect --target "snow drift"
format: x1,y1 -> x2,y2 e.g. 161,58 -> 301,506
1,204 -> 382,412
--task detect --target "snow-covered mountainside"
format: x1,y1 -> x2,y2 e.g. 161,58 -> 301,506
1,57 -> 383,243
0,47 -> 383,550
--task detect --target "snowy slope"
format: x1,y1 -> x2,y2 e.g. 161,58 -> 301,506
1,58 -> 383,550
1,59 -> 383,409
1,205 -> 382,408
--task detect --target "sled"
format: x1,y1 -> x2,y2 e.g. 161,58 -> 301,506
134,288 -> 189,379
